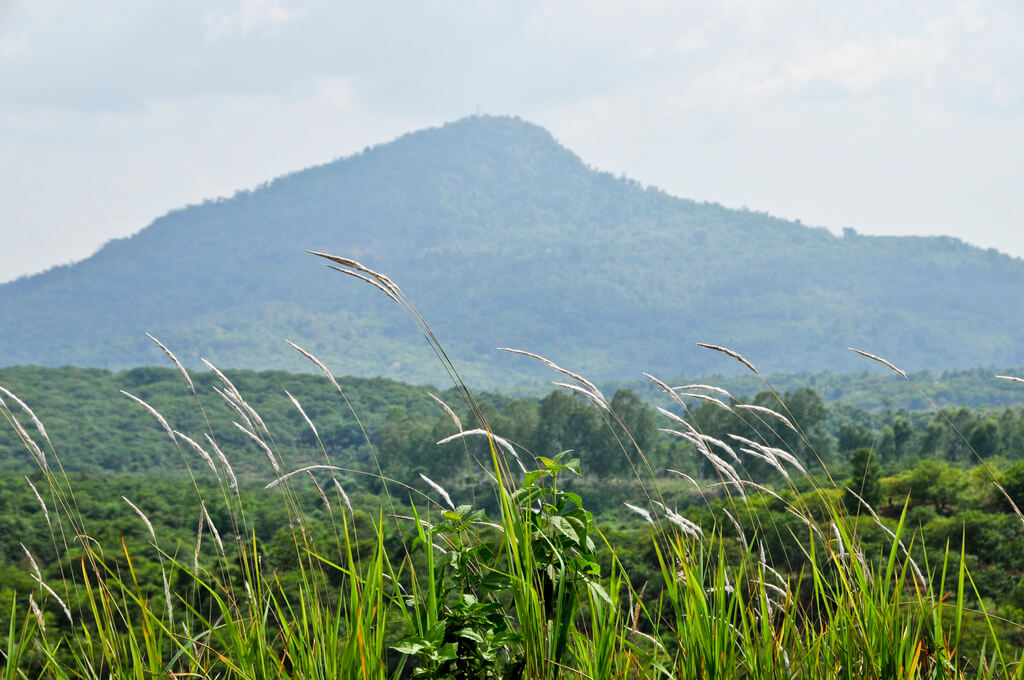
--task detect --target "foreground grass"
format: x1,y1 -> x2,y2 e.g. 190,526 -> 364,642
3,253 -> 1024,679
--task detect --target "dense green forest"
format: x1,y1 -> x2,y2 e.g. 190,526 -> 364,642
2,116 -> 1024,387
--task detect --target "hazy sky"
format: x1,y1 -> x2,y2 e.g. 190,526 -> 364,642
2,0 -> 1021,282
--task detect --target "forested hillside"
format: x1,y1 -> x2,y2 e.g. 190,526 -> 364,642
2,116 -> 1023,386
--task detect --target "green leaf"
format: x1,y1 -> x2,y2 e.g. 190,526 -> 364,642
587,580 -> 614,606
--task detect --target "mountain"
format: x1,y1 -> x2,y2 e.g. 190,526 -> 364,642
2,115 -> 1022,387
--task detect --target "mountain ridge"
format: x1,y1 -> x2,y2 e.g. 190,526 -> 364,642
2,115 -> 1021,387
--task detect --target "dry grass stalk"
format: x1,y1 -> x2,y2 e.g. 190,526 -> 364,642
428,392 -> 463,432
265,464 -> 345,489
204,434 -> 238,490
174,430 -> 220,479
673,383 -> 733,398
696,343 -> 760,375
498,347 -> 606,404
677,392 -> 733,412
120,390 -> 176,442
624,502 -> 654,525
847,347 -> 908,379
2,397 -> 47,469
25,476 -> 51,529
323,264 -> 402,303
308,250 -> 404,298
655,407 -> 698,435
734,403 -> 798,433
308,471 -> 331,510
211,385 -> 254,432
652,500 -> 703,538
28,593 -> 45,633
286,390 -> 319,439
286,340 -> 342,392
234,421 -> 280,474
551,381 -> 609,409
420,473 -> 455,510
145,333 -> 195,392
332,478 -> 354,517
202,503 -> 225,557
0,385 -> 51,446
122,497 -> 156,543
667,469 -> 702,491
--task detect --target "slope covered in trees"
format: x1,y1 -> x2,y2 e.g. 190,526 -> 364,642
2,115 -> 1022,386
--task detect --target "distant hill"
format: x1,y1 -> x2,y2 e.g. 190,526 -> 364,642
2,115 -> 1023,387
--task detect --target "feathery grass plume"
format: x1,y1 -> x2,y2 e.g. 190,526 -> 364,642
655,406 -> 698,434
624,502 -> 654,525
419,473 -> 455,510
673,383 -> 734,398
234,421 -> 280,474
265,464 -> 345,489
120,390 -> 176,442
204,433 -> 237,490
720,508 -> 746,543
286,340 -> 342,392
201,358 -> 241,397
28,593 -> 45,633
652,501 -> 703,539
830,521 -> 847,561
552,381 -> 610,409
498,347 -> 607,404
437,427 -> 522,463
996,374 -> 1024,384
174,430 -> 219,479
308,250 -> 404,297
162,569 -> 174,625
145,333 -> 195,392
734,403 -> 798,433
4,403 -> 47,469
201,503 -> 224,557
21,544 -> 41,583
428,392 -> 462,431
211,385 -> 253,431
0,385 -> 51,447
323,264 -> 402,303
202,358 -> 268,432
677,391 -> 733,412
847,347 -> 908,378
645,372 -> 697,417
695,433 -> 739,462
25,476 -> 51,530
737,446 -> 789,479
331,478 -> 354,517
193,508 -> 203,572
667,469 -> 702,491
285,390 -> 319,439
122,496 -> 156,543
308,471 -> 331,510
696,342 -> 760,375
23,544 -> 72,624
34,575 -> 73,625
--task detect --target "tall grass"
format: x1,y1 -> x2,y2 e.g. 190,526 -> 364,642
1,252 -> 1022,678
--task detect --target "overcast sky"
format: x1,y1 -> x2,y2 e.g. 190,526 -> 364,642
2,0 -> 1021,282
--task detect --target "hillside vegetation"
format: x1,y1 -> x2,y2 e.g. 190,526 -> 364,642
2,116 -> 1023,386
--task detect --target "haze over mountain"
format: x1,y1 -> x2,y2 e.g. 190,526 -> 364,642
2,115 -> 1021,387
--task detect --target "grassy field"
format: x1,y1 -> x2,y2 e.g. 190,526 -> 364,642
3,253 -> 1023,679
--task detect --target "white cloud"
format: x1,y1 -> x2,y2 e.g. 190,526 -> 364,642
785,35 -> 949,94
0,34 -> 29,62
203,0 -> 296,41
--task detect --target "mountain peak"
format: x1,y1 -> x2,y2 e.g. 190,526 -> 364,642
1,118 -> 1022,386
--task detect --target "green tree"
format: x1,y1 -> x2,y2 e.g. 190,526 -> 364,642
843,447 -> 881,513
